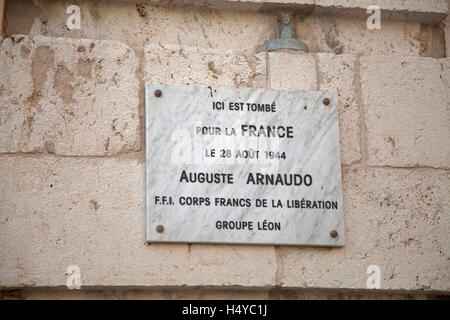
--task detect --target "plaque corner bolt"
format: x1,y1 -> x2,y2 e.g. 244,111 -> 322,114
330,230 -> 338,238
156,225 -> 164,233
323,98 -> 331,106
154,89 -> 162,98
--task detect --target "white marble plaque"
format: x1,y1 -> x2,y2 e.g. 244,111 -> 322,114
146,83 -> 344,246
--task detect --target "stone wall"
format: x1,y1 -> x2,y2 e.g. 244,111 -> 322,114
0,0 -> 449,299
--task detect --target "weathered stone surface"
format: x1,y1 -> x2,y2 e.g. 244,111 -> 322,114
1,157 -> 448,292
144,44 -> 266,87
268,52 -> 361,165
129,0 -> 449,21
1,0 -> 449,297
6,1 -> 439,56
0,156 -> 276,288
294,16 -> 429,57
0,35 -> 141,156
314,0 -> 448,15
137,5 -> 277,53
268,51 -> 317,91
7,0 -> 278,52
361,56 -> 450,169
317,53 -> 361,165
275,167 -> 450,291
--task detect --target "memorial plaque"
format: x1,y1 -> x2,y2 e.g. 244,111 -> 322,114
146,83 -> 344,246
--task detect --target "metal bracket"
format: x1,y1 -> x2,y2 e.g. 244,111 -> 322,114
257,14 -> 308,52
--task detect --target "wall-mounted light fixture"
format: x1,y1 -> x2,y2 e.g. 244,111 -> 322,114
258,13 -> 308,52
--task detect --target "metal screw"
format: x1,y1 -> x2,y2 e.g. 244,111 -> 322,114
330,230 -> 338,238
156,225 -> 164,233
154,90 -> 162,97
323,98 -> 331,106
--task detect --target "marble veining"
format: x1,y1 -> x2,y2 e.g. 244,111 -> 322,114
146,83 -> 344,246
